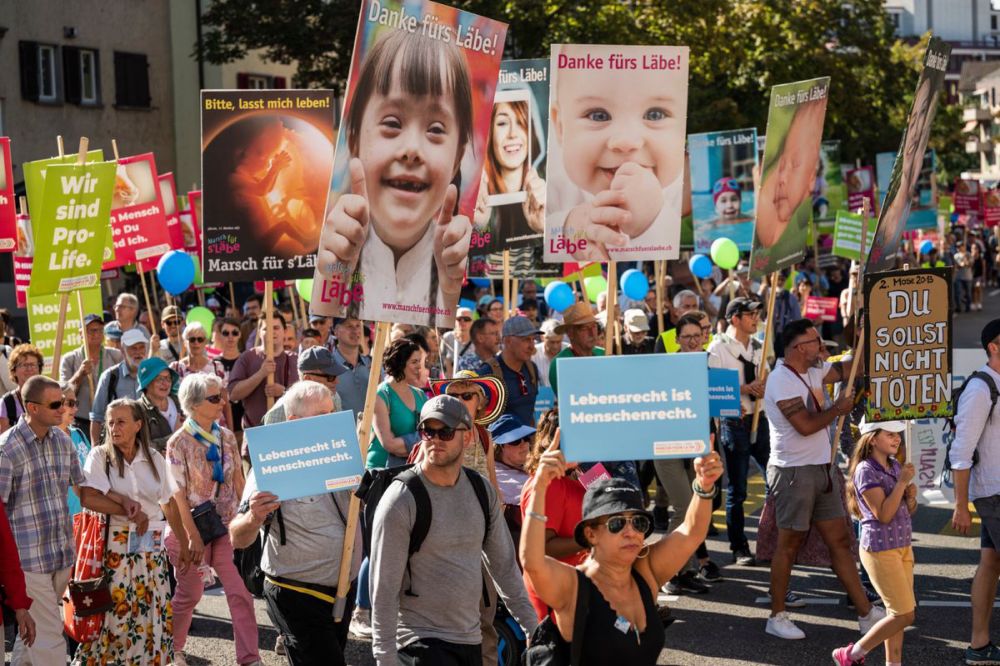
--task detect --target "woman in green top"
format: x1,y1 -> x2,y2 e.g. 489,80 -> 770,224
368,337 -> 428,469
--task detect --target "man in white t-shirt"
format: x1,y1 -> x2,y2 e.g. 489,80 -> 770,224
762,318 -> 884,641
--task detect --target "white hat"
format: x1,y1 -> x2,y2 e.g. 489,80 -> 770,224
624,309 -> 650,333
859,419 -> 906,435
121,328 -> 149,348
540,319 -> 561,337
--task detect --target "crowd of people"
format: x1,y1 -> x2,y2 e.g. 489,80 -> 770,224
0,237 -> 998,666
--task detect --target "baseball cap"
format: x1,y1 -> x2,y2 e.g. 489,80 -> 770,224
858,419 -> 906,435
161,305 -> 182,322
726,297 -> 761,320
982,318 -> 1000,351
540,319 -> 561,337
502,316 -> 542,338
624,309 -> 649,333
104,321 -> 123,340
488,414 -> 536,445
573,477 -> 654,548
83,314 -> 105,326
309,313 -> 330,323
297,346 -> 348,377
121,328 -> 149,348
456,307 -> 474,320
418,395 -> 474,431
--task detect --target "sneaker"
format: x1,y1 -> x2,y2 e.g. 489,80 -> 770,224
966,642 -> 1000,664
831,643 -> 865,665
733,547 -> 757,566
766,590 -> 807,608
858,604 -> 886,634
350,607 -> 373,638
171,654 -> 188,666
666,570 -> 711,595
275,634 -> 286,655
698,560 -> 723,583
765,611 -> 806,640
656,604 -> 676,630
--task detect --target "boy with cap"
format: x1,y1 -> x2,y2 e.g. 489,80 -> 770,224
153,304 -> 186,362
950,319 -> 1000,664
478,316 -> 542,426
60,314 -> 123,434
90,328 -> 148,444
263,346 -> 348,425
370,395 -> 537,666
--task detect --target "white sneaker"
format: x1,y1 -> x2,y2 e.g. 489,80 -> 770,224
858,603 -> 887,634
275,634 -> 286,655
171,654 -> 188,666
766,611 -> 806,640
350,607 -> 373,638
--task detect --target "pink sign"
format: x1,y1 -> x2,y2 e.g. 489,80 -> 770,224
13,213 -> 33,308
846,166 -> 875,213
0,138 -> 15,253
804,296 -> 839,323
104,153 -> 171,269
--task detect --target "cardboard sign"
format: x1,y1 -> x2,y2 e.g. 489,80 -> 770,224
984,189 -> 1000,227
28,161 -> 116,297
201,89 -> 336,282
245,410 -> 365,501
708,368 -> 741,418
814,140 -> 846,232
28,287 -> 103,374
864,266 -> 953,421
689,128 -> 758,253
803,295 -> 838,322
831,210 -> 877,260
846,166 -> 875,214
310,0 -> 508,328
954,178 -> 981,221
13,214 -> 33,308
750,77 -> 831,279
159,173 -> 183,250
545,44 -> 689,262
0,138 -> 15,252
867,39 -> 950,273
533,385 -> 555,424
557,353 -> 710,462
103,153 -> 170,269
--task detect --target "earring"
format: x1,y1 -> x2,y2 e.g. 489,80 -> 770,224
637,544 -> 650,559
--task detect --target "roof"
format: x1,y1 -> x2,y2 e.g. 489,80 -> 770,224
959,61 -> 1000,93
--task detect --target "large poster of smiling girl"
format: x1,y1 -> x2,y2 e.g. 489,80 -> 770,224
544,44 -> 689,262
310,0 -> 507,327
749,77 -> 830,279
689,128 -> 757,253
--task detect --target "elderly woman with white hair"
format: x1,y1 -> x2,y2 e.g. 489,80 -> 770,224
164,373 -> 261,666
171,321 -> 234,428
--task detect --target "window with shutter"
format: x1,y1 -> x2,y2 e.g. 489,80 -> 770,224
80,49 -> 99,104
37,45 -> 58,102
62,47 -> 82,104
18,41 -> 40,101
113,51 -> 151,108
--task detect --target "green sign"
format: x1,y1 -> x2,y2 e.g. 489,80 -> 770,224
28,161 -> 116,296
832,210 -> 878,261
27,286 -> 103,374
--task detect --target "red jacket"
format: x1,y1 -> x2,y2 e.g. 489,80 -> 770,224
0,499 -> 31,613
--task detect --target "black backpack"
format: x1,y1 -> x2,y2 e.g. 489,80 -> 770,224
522,570 -> 593,666
356,464 -> 490,597
943,371 -> 1000,476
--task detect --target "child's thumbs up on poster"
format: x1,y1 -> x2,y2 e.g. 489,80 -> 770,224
318,157 -> 369,275
433,184 -> 472,298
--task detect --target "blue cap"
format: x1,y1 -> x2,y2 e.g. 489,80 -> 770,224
138,357 -> 179,393
103,321 -> 123,340
298,346 -> 348,376
488,414 -> 536,445
502,316 -> 542,338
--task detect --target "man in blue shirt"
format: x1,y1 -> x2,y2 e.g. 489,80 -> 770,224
478,316 -> 540,426
331,316 -> 375,418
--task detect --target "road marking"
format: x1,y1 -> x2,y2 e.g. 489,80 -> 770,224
753,596 -> 840,605
990,289 -> 1000,297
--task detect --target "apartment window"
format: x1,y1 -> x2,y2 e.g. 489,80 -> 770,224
63,47 -> 101,106
19,42 -> 62,103
236,72 -> 288,89
113,51 -> 150,108
888,10 -> 902,31
80,50 -> 97,103
993,13 -> 999,31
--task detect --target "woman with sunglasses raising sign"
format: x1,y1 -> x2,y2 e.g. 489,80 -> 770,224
520,428 -> 723,665
164,373 -> 261,666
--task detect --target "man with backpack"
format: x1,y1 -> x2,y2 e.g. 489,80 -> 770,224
369,395 -> 537,666
478,316 -> 541,426
949,318 -> 1000,665
89,328 -> 148,444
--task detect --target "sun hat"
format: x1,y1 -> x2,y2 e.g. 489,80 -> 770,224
429,369 -> 506,425
137,357 -> 179,393
418,395 -> 473,431
554,302 -> 598,335
488,414 -> 536,445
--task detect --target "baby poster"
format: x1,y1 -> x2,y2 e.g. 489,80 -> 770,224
201,89 -> 336,282
749,77 -> 830,279
103,152 -> 170,269
0,138 -> 14,252
846,166 -> 875,213
310,0 -> 508,327
689,128 -> 757,253
867,38 -> 950,274
544,44 -> 689,262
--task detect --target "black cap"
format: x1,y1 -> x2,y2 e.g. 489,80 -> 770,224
726,297 -> 761,320
983,318 -> 1000,351
573,477 -> 654,548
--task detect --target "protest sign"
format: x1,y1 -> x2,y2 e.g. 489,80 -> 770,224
749,77 -> 831,279
533,385 -> 555,424
28,160 -> 116,297
689,128 -> 757,253
832,210 -> 877,260
309,0 -> 507,328
469,247 -> 561,279
186,190 -> 202,256
159,173 -> 183,250
803,295 -> 838,322
557,353 -> 710,462
14,213 -> 33,308
708,368 -> 740,418
864,266 -> 952,421
245,410 -> 365,501
953,178 -> 981,222
103,153 -> 170,269
867,39 -> 950,273
984,189 -> 1000,227
814,140 -> 845,232
28,286 -> 102,374
846,166 -> 875,214
201,89 -> 336,282
905,150 -> 937,231
0,139 -> 15,251
544,44 -> 689,262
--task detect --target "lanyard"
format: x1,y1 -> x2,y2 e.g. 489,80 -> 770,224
784,364 -> 822,412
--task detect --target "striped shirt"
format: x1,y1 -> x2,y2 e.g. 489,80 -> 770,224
0,419 -> 85,572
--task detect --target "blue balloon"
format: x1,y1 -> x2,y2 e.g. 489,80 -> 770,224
919,240 -> 934,255
688,254 -> 713,279
156,250 -> 196,296
620,269 -> 649,301
544,281 -> 575,313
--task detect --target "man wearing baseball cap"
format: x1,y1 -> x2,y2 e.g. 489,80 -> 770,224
478,316 -> 542,426
621,308 -> 654,355
262,346 -> 349,425
370,395 -> 537,665
89,328 -> 148,444
153,304 -> 186,363
950,318 -> 1000,664
60,314 -> 122,434
441,307 -> 474,374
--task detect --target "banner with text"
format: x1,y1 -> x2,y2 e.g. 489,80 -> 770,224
831,210 -> 877,260
104,152 -> 170,269
846,166 -> 875,214
0,138 -> 15,252
708,368 -> 740,418
14,213 -> 33,308
28,286 -> 103,374
953,178 -> 981,222
803,295 -> 838,322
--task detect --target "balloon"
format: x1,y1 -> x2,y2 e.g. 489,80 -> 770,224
620,269 -> 649,301
295,278 -> 314,303
584,275 -> 608,303
543,281 -> 575,313
156,250 -> 196,295
919,240 -> 934,255
688,254 -> 713,279
186,306 -> 215,334
710,238 -> 740,270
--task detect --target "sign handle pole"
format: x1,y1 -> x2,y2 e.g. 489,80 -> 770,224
750,271 -> 779,441
264,281 -> 275,410
334,320 -> 391,622
510,279 -> 519,319
655,261 -> 665,338
604,261 -> 617,354
56,135 -> 65,158
811,219 -> 824,296
137,264 -> 158,339
147,269 -> 161,312
76,290 -> 96,396
50,292 -> 70,380
297,289 -> 309,335
287,286 -> 301,332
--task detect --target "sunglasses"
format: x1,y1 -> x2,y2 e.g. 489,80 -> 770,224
220,329 -> 240,337
164,319 -> 182,326
304,372 -> 336,382
419,426 -> 466,442
28,399 -> 65,410
64,399 -> 79,408
601,514 -> 651,535
204,394 -> 224,404
501,436 -> 532,447
457,316 -> 473,322
449,391 -> 479,402
713,178 -> 741,194
187,337 -> 206,344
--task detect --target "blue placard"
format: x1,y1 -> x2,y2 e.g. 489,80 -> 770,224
557,353 -> 711,462
534,385 -> 555,423
244,410 -> 364,501
709,368 -> 741,418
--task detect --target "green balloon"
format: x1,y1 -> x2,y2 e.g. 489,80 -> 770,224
710,237 -> 740,270
584,275 -> 608,303
186,306 -> 215,334
295,278 -> 314,303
